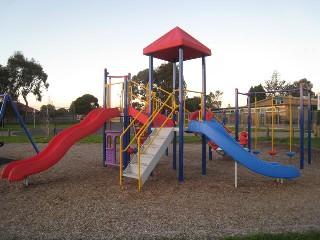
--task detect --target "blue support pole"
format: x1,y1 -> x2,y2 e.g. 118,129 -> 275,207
235,88 -> 239,142
172,60 -> 177,170
247,94 -> 251,152
103,69 -> 108,166
123,75 -> 129,168
0,95 -> 8,120
178,47 -> 184,182
307,92 -> 312,164
201,56 -> 207,175
6,95 -> 39,153
209,146 -> 213,160
299,83 -> 304,169
148,56 -> 154,134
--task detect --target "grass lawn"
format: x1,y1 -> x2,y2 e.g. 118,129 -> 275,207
1,123 -> 319,149
0,122 -> 76,131
1,135 -> 319,150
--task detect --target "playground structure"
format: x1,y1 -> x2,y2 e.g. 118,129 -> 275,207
1,27 -> 304,189
235,86 -> 313,169
103,27 -> 300,189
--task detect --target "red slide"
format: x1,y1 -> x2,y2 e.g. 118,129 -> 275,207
189,110 -> 214,122
1,108 -> 120,182
128,105 -> 174,127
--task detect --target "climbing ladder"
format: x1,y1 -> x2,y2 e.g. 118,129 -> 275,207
122,127 -> 174,188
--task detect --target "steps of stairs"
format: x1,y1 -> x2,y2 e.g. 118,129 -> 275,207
122,127 -> 174,187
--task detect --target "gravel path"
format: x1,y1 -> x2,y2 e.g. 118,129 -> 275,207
1,142 -> 320,239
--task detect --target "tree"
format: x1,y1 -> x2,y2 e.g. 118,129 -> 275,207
131,68 -> 150,103
131,63 -> 187,109
5,51 -> 49,113
40,104 -> 56,118
70,94 -> 99,115
0,64 -> 11,95
185,96 -> 201,112
286,78 -> 316,98
55,108 -> 69,116
264,70 -> 288,96
206,91 -> 223,110
249,84 -> 266,103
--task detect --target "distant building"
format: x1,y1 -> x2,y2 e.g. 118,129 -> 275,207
214,96 -> 318,126
15,102 -> 40,116
1,101 -> 40,124
249,96 -> 317,125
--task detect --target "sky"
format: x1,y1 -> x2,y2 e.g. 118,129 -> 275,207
1,0 -> 319,110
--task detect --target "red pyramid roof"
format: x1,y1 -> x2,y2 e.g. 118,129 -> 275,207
143,27 -> 212,62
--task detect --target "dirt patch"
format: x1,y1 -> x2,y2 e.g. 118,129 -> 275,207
0,142 -> 319,239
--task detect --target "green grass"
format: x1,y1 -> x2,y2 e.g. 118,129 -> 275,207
221,231 -> 320,240
1,123 -> 319,149
256,137 -> 320,149
1,135 -> 319,150
1,122 -> 76,131
0,136 -> 53,143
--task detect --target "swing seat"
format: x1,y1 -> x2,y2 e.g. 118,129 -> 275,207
252,149 -> 260,154
268,150 -> 277,156
286,151 -> 295,157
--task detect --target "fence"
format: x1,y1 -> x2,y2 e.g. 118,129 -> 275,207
2,114 -> 77,125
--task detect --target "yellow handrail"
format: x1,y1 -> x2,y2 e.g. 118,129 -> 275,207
137,95 -> 174,155
119,106 -> 148,186
137,109 -> 175,190
154,85 -> 172,95
185,89 -> 204,95
119,94 -> 158,186
119,91 -> 175,186
130,93 -> 147,106
105,82 -> 124,87
151,86 -> 175,113
129,79 -> 149,92
129,79 -> 157,106
136,94 -> 175,189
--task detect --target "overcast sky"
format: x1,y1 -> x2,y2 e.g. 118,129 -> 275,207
1,0 -> 319,109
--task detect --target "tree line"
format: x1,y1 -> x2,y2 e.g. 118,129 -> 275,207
0,52 -> 99,119
1,52 -> 316,120
0,51 -> 49,117
249,70 -> 315,104
40,94 -> 99,118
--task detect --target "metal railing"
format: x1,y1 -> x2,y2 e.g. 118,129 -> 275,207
119,91 -> 176,189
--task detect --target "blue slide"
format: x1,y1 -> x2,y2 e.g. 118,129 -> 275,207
188,119 -> 300,179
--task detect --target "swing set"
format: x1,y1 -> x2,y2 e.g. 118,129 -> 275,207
251,94 -> 295,160
0,94 -> 39,153
235,83 -> 313,169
